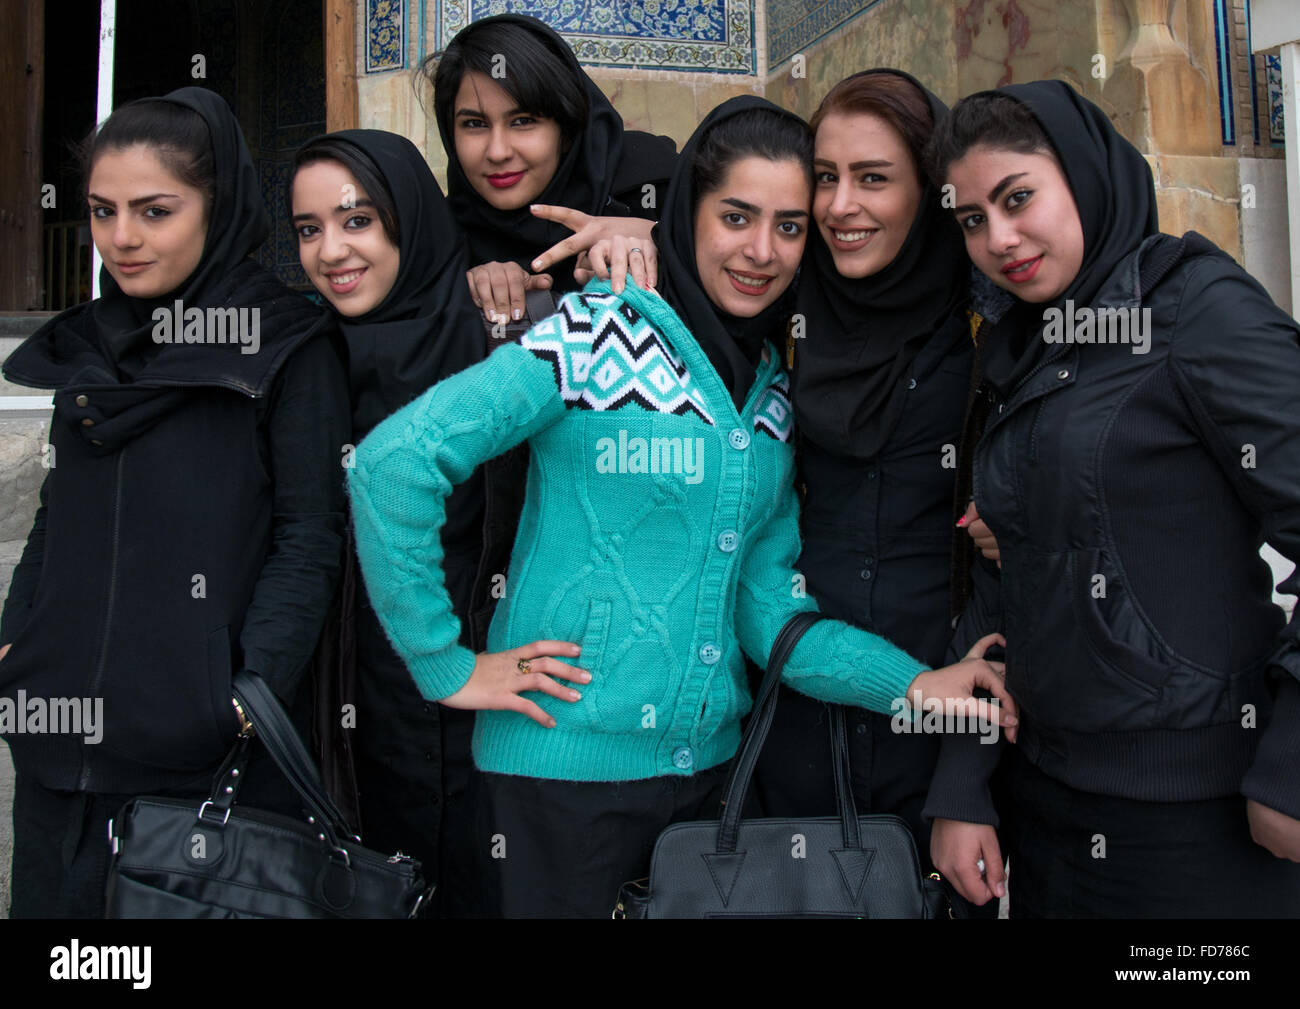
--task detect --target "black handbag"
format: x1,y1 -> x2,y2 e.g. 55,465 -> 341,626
615,611 -> 955,918
105,670 -> 431,918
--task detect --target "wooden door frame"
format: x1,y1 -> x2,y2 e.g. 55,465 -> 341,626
324,0 -> 358,131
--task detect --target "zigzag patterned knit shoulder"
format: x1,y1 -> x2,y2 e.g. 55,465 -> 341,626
753,370 -> 793,443
520,291 -> 715,424
520,290 -> 797,445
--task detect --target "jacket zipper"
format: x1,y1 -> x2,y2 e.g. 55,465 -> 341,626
987,343 -> 1072,422
79,450 -> 126,790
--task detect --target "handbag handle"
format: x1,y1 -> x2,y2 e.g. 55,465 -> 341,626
715,611 -> 863,854
232,670 -> 359,847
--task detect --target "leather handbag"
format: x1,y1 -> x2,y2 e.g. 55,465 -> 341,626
105,670 -> 431,918
615,611 -> 954,918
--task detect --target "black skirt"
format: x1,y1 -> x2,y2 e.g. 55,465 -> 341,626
1001,744 -> 1300,918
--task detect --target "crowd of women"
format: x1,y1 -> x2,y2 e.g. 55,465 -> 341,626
2,13 -> 1298,919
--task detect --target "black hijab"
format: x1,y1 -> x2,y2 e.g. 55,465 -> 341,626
437,14 -> 625,284
975,80 -> 1158,394
304,130 -> 483,437
792,69 -> 968,460
91,86 -> 270,366
654,95 -> 809,411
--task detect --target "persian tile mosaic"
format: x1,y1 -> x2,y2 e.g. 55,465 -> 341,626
430,0 -> 755,73
1266,54 -> 1284,147
766,0 -> 878,69
1212,0 -> 1235,145
367,0 -> 407,72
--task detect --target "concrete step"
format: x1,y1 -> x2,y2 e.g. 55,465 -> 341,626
1,317 -> 55,400
0,313 -> 54,339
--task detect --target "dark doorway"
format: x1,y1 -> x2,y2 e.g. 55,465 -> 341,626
39,0 -> 324,309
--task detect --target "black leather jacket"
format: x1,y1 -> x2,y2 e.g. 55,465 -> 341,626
926,234 -> 1300,820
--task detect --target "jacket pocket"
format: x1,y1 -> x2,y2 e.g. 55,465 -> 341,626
697,667 -> 739,739
555,597 -> 611,732
1063,549 -> 1185,729
95,625 -> 237,771
577,598 -> 676,735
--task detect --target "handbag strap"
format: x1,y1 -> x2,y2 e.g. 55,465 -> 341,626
232,670 -> 358,845
198,734 -> 254,825
829,707 -> 861,850
716,610 -> 848,853
525,288 -> 557,324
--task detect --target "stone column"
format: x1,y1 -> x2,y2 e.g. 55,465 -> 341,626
1103,0 -> 1219,156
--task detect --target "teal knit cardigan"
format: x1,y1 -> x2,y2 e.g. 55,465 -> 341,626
347,279 -> 928,781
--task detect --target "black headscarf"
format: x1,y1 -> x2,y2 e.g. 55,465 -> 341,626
437,14 -> 625,284
91,86 -> 270,366
975,80 -> 1158,394
305,130 -> 483,437
791,69 -> 968,460
654,95 -> 809,411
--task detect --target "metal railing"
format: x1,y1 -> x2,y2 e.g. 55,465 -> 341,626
43,221 -> 92,311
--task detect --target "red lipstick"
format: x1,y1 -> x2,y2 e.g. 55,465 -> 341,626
726,269 -> 774,296
1002,255 -> 1042,283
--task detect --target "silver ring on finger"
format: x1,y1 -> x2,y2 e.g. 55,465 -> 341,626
628,247 -> 643,256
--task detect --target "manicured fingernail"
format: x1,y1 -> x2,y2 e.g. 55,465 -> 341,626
530,259 -> 542,270
1005,715 -> 1018,726
956,515 -> 969,528
570,690 -> 581,700
570,644 -> 581,655
581,671 -> 592,683
995,882 -> 1006,898
547,718 -> 557,728
513,308 -> 522,320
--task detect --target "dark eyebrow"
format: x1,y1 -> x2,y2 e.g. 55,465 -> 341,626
952,172 -> 1030,216
812,158 -> 894,171
289,198 -> 376,225
988,172 -> 1028,203
88,192 -> 182,207
720,197 -> 808,219
456,106 -> 535,119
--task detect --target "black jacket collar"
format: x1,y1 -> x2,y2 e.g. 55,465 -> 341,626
4,261 -> 329,399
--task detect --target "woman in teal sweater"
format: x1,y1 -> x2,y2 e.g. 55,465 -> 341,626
348,96 -> 1014,917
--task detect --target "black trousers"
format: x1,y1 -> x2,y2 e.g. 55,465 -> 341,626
1001,745 -> 1300,918
469,763 -> 731,918
353,748 -> 482,918
352,590 -> 483,917
10,776 -> 135,919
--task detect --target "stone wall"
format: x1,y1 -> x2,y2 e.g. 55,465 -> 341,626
0,321 -> 53,613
